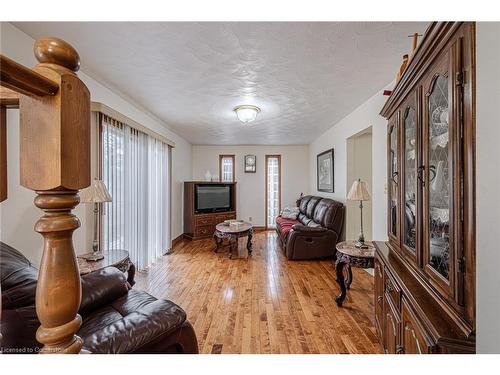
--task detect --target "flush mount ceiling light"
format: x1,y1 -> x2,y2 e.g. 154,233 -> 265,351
234,105 -> 260,123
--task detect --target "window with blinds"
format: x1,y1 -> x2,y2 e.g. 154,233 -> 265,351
100,113 -> 171,270
219,155 -> 235,182
266,155 -> 281,228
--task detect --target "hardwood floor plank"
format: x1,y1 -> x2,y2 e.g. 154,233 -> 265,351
135,231 -> 382,354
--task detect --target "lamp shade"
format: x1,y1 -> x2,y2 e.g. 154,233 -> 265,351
80,179 -> 112,203
347,179 -> 371,201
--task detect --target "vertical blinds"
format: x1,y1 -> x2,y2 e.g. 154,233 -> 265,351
100,113 -> 171,270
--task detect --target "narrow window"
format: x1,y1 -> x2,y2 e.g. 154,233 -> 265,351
219,155 -> 235,182
266,155 -> 281,228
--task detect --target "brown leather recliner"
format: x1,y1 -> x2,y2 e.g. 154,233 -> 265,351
276,195 -> 345,260
0,242 -> 198,354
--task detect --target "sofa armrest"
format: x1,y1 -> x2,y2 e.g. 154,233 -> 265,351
291,224 -> 327,233
79,267 -> 129,315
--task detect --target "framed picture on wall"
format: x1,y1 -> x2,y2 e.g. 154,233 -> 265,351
244,155 -> 256,173
317,149 -> 334,192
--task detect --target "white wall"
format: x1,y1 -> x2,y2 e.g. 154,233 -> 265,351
476,22 -> 500,354
0,23 -> 192,265
192,145 -> 309,227
309,88 -> 388,241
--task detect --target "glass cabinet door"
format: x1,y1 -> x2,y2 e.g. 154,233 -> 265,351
427,74 -> 451,280
422,45 -> 461,302
403,106 -> 417,255
388,115 -> 400,243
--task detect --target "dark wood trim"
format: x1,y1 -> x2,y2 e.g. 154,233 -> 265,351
265,155 -> 282,229
0,106 -> 7,202
0,54 -> 59,97
219,154 -> 235,182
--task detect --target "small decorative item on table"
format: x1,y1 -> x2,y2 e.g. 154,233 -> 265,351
334,240 -> 375,307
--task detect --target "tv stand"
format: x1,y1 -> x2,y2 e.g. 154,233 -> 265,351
183,181 -> 237,240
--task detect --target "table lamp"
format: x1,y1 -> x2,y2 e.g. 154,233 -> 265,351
79,179 -> 112,261
347,178 -> 371,249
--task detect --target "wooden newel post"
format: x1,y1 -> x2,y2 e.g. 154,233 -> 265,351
19,37 -> 91,354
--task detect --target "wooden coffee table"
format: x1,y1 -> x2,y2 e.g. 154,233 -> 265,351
77,249 -> 136,286
213,221 -> 253,259
334,240 -> 375,307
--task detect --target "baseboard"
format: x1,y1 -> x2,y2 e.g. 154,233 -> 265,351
172,234 -> 184,249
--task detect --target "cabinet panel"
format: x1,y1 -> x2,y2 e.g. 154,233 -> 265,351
383,293 -> 401,354
402,299 -> 433,354
374,257 -> 384,341
195,215 -> 214,226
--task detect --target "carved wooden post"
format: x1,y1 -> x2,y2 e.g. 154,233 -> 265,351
19,37 -> 90,354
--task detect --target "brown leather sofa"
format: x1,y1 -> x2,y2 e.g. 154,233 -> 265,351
0,241 -> 198,354
276,195 -> 344,260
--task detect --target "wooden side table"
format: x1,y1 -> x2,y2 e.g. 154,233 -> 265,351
77,249 -> 136,286
213,221 -> 253,259
334,240 -> 375,307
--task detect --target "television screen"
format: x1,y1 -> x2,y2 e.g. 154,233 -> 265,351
195,184 -> 231,212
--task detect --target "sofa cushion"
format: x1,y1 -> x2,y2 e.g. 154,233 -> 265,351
298,195 -> 312,214
306,196 -> 322,217
79,289 -> 187,354
276,216 -> 300,239
298,213 -> 311,226
1,242 -> 38,310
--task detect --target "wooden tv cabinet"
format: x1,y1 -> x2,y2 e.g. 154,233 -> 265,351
183,181 -> 237,240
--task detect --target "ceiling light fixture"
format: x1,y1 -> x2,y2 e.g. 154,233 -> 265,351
234,105 -> 260,123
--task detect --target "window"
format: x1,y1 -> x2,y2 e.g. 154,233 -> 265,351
100,114 -> 171,270
219,155 -> 235,182
266,155 -> 281,228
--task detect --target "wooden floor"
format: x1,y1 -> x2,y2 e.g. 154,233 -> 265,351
134,231 -> 381,354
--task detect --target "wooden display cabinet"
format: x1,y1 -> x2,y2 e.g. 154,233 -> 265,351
375,22 -> 476,354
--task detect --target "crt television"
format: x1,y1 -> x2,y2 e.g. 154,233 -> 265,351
195,183 -> 233,213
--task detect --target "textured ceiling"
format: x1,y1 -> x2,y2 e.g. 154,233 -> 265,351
13,22 -> 428,145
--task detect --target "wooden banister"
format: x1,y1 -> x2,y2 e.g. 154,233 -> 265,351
0,55 -> 59,97
1,36 -> 90,353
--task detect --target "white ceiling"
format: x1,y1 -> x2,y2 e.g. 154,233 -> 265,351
13,22 -> 428,145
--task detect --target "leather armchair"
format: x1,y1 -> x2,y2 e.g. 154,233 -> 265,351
0,241 -> 198,354
276,195 -> 344,260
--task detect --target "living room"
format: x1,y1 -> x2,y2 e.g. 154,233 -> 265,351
1,1 -> 500,373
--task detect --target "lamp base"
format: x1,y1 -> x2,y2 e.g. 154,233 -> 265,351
82,252 -> 104,262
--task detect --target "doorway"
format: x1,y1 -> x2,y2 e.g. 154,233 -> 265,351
346,128 -> 373,241
265,155 -> 281,229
